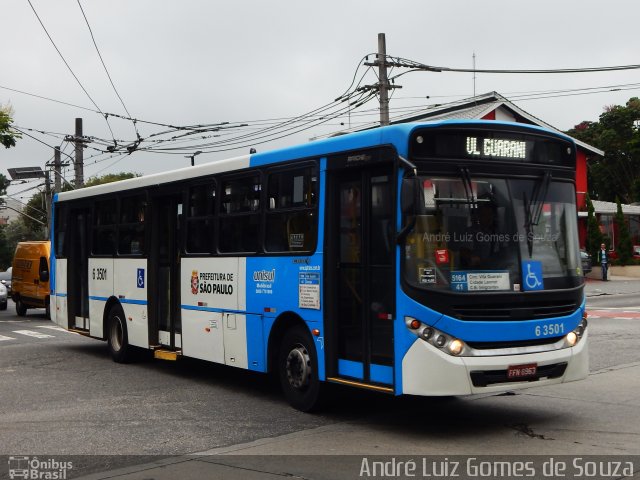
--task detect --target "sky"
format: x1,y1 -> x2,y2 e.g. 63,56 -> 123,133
2,0 -> 640,204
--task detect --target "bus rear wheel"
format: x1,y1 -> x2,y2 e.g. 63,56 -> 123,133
107,305 -> 133,363
278,325 -> 323,412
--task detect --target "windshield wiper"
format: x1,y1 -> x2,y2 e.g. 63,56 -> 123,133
529,171 -> 551,227
459,167 -> 477,221
524,172 -> 552,256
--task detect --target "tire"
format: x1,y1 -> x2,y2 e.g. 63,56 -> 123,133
15,298 -> 27,317
107,305 -> 133,363
0,302 -> 6,311
45,298 -> 51,319
278,325 -> 324,412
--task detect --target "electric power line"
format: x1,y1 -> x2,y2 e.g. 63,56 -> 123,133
25,0 -> 116,143
75,0 -> 139,140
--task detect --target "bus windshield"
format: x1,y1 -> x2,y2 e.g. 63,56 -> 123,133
403,175 -> 582,292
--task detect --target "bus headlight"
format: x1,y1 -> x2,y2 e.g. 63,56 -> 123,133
448,339 -> 464,356
565,317 -> 588,347
405,316 -> 467,356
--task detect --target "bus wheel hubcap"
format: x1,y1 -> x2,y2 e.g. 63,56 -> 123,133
111,317 -> 123,351
286,345 -> 310,389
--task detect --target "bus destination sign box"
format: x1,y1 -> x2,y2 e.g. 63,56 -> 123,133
410,127 -> 575,167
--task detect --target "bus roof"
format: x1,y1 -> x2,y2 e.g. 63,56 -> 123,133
56,120 -> 573,202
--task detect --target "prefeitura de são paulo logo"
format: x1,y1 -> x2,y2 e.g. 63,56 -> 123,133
191,270 -> 199,295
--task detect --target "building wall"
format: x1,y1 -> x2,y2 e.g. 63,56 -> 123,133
575,150 -> 588,211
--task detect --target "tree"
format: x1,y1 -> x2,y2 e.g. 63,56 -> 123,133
0,104 -> 21,149
83,172 -> 140,188
566,97 -> 640,203
614,197 -> 633,264
585,194 -> 603,260
0,220 -> 36,269
0,227 -> 13,270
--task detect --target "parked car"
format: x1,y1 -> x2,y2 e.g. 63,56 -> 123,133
580,250 -> 592,275
0,282 -> 7,310
0,267 -> 12,295
606,246 -> 640,261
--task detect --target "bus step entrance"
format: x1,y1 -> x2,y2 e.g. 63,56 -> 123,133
68,328 -> 90,337
153,349 -> 182,361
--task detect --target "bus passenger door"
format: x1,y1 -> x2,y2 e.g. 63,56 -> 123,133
326,158 -> 396,391
149,193 -> 183,350
67,207 -> 90,330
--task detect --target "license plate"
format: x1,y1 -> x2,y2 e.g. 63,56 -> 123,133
507,363 -> 537,379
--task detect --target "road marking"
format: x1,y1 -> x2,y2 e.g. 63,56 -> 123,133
36,325 -> 69,333
12,330 -> 55,339
0,335 -> 15,341
589,307 -> 640,311
587,310 -> 640,319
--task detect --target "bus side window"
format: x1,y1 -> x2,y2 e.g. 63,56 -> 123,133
265,166 -> 318,253
118,195 -> 147,256
219,175 -> 261,253
54,205 -> 68,258
186,183 -> 215,254
93,199 -> 117,255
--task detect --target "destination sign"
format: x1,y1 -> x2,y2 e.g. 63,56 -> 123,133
410,127 -> 574,167
466,136 -> 527,159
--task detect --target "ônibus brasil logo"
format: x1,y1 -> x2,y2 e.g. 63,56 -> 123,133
8,456 -> 73,479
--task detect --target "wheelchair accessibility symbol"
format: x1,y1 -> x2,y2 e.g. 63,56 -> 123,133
137,268 -> 145,288
522,261 -> 544,291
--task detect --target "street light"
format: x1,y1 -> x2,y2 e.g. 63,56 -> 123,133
185,151 -> 203,166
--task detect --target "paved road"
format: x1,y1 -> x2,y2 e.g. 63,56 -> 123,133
0,309 -> 332,456
1,289 -> 639,479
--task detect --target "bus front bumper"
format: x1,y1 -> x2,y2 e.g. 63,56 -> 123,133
401,330 -> 589,396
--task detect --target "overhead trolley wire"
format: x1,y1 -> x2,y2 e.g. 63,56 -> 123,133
75,0 -> 140,140
25,0 -> 117,143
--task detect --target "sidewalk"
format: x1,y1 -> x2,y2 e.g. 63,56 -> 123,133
584,274 -> 640,297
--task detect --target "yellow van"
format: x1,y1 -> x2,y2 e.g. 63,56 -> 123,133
11,241 -> 51,317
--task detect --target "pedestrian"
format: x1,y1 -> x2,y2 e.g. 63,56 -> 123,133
599,243 -> 609,281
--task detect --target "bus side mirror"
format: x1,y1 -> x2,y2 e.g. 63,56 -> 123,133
401,177 -> 421,215
40,270 -> 49,283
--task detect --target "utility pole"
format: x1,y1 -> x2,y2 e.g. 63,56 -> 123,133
74,118 -> 84,188
65,118 -> 87,188
377,33 -> 391,126
54,146 -> 61,192
48,145 -> 71,193
364,33 -> 401,126
44,170 -> 51,232
472,52 -> 477,98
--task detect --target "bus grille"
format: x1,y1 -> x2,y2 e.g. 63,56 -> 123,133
451,301 -> 579,321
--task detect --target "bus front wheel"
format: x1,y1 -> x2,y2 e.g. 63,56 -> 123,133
278,325 -> 323,412
107,305 -> 133,363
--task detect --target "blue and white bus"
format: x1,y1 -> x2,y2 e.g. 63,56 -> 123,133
50,120 -> 588,411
